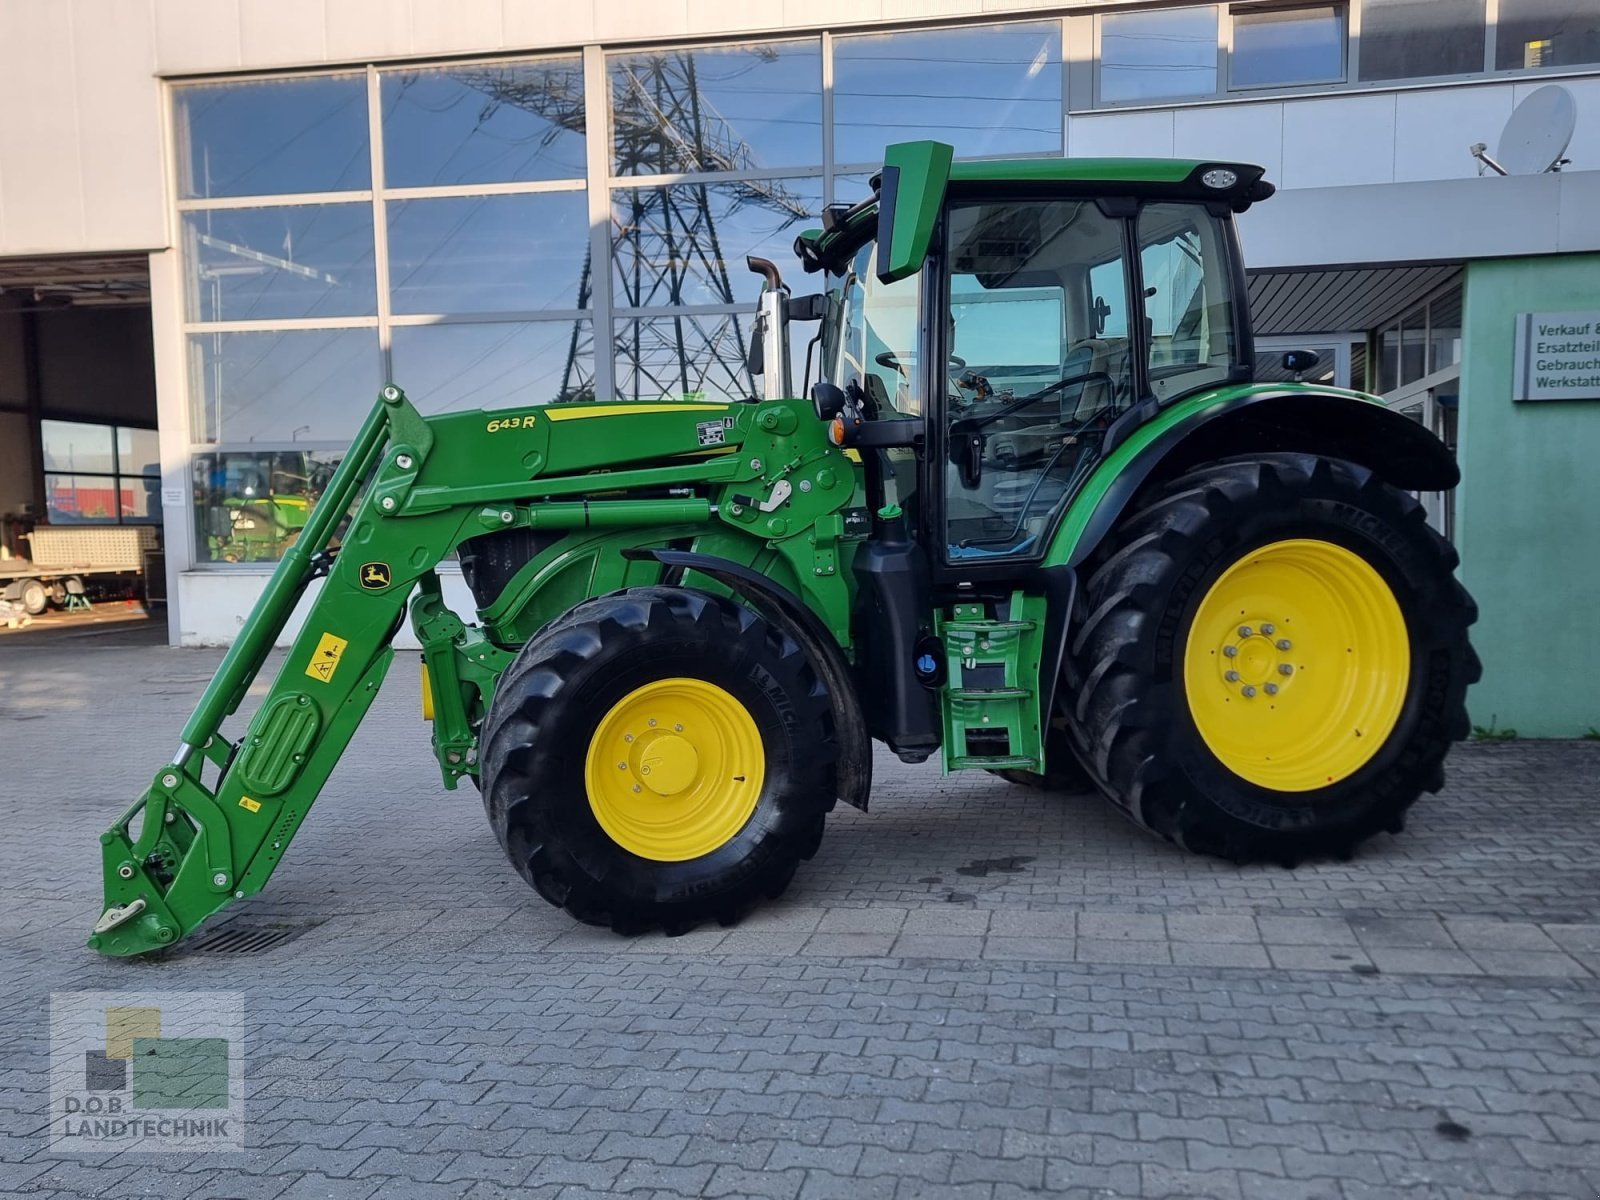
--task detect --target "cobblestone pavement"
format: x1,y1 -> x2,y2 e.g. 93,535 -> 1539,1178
2,627 -> 1598,1199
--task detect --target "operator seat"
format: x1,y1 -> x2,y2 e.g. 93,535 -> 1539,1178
1060,338 -> 1117,422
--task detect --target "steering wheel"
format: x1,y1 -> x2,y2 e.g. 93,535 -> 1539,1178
875,350 -> 966,375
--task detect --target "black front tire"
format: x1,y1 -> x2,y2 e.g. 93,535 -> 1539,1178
480,586 -> 836,934
1067,453 -> 1478,864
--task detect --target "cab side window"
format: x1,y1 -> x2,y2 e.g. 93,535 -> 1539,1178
942,198 -> 1133,561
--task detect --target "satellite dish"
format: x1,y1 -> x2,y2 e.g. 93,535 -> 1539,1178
1472,85 -> 1577,176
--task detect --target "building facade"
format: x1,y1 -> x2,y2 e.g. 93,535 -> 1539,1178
0,0 -> 1596,734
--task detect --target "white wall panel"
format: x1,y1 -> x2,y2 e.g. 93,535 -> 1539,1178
685,0 -> 785,39
1172,103 -> 1284,185
72,0 -> 166,251
1066,109 -> 1175,158
239,0 -> 327,67
0,1 -> 86,251
503,0 -> 595,49
1238,172 -> 1600,270
597,0 -> 691,43
1393,86 -> 1514,183
1281,93 -> 1396,189
411,0 -> 503,56
325,0 -> 414,62
153,0 -> 241,74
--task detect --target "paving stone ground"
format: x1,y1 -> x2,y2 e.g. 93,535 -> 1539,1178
2,621 -> 1598,1198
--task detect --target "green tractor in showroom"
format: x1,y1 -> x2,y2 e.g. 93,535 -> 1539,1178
91,142 -> 1477,955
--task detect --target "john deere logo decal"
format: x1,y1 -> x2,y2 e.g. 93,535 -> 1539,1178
360,562 -> 391,590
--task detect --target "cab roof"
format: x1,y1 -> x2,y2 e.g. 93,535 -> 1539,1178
796,149 -> 1273,276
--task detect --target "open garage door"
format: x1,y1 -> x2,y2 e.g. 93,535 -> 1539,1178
0,254 -> 163,629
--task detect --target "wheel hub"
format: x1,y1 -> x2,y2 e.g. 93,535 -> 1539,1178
584,678 -> 764,861
632,730 -> 700,796
1184,539 -> 1409,792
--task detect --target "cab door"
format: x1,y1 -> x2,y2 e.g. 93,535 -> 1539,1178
934,196 -> 1137,565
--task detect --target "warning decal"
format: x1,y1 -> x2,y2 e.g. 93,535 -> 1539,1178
238,796 -> 262,813
304,632 -> 348,684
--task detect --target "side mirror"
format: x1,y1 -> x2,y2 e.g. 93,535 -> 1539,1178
812,381 -> 847,422
1282,349 -> 1321,376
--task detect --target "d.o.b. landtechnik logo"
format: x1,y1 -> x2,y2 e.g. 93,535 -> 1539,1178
49,991 -> 244,1152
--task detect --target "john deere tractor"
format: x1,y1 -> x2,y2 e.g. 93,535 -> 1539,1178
91,143 -> 1477,956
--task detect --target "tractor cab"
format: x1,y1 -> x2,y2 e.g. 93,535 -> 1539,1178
788,143 -> 1266,572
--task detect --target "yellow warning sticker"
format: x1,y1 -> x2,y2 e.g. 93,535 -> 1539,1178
238,796 -> 261,813
304,631 -> 348,684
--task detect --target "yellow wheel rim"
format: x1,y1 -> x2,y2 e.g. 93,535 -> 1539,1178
584,678 -> 764,861
1183,538 -> 1409,792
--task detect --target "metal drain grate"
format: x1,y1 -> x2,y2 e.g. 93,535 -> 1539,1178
182,922 -> 321,956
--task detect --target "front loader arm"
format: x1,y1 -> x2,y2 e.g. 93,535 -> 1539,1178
91,387 -> 475,956
92,386 -> 855,956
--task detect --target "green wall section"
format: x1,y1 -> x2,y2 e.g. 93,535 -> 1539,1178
1457,254 -> 1600,737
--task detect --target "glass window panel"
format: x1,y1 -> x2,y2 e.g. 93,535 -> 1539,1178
187,329 -> 381,445
1428,286 -> 1462,373
117,427 -> 161,478
832,23 -> 1062,164
610,178 -> 823,308
44,474 -> 121,523
391,321 -> 595,412
120,477 -> 160,523
175,75 -> 369,200
1399,306 -> 1428,386
1377,325 -> 1400,392
609,41 -> 822,175
41,419 -> 115,474
387,192 -> 589,315
183,205 -> 376,323
1100,7 -> 1219,103
192,449 -> 344,563
1496,0 -> 1600,69
1230,5 -> 1345,89
614,315 -> 759,403
381,59 -> 586,187
1138,203 -> 1241,401
1359,0 -> 1486,81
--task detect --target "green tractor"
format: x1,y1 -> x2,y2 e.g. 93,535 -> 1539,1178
91,143 -> 1478,955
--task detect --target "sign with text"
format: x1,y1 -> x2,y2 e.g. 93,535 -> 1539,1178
1512,310 -> 1600,402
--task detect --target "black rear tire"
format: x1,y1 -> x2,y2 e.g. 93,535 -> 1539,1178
1066,453 -> 1478,864
480,586 -> 836,934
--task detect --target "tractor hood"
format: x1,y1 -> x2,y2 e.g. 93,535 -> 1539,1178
795,141 -> 1275,279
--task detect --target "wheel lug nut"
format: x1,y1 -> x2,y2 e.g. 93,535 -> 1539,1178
1279,663 -> 1294,676
674,724 -> 683,732
1261,623 -> 1275,635
1222,646 -> 1238,658
1277,639 -> 1292,651
1265,683 -> 1279,695
1242,685 -> 1257,698
617,762 -> 627,770
1225,670 -> 1240,682
648,719 -> 657,727
632,785 -> 642,793
1238,625 -> 1253,638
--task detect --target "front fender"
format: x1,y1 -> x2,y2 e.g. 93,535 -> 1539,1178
1053,387 -> 1458,570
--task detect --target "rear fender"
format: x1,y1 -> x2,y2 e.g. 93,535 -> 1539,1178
1060,388 -> 1458,570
